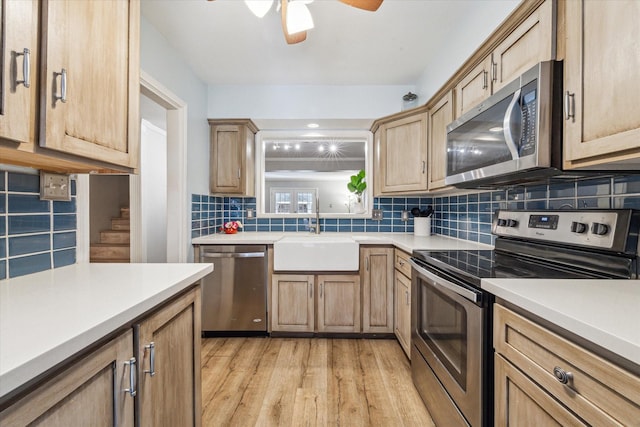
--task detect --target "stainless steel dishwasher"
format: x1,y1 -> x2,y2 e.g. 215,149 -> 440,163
197,245 -> 267,336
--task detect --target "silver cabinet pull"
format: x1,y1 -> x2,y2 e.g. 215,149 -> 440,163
491,60 -> 497,82
405,290 -> 410,305
237,168 -> 241,179
553,366 -> 573,385
16,48 -> 30,88
124,357 -> 137,397
422,161 -> 426,174
54,69 -> 67,103
320,283 -> 323,298
564,91 -> 575,121
144,342 -> 156,376
365,256 -> 369,271
309,282 -> 313,298
482,70 -> 488,90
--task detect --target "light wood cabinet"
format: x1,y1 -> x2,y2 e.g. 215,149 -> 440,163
393,249 -> 412,358
361,246 -> 394,333
0,330 -> 135,427
0,0 -> 39,147
374,111 -> 428,195
209,119 -> 258,196
0,0 -> 140,173
136,287 -> 202,427
317,274 -> 361,333
563,0 -> 640,169
427,90 -> 454,191
40,0 -> 140,169
272,274 -> 315,332
455,0 -> 554,117
494,304 -> 640,426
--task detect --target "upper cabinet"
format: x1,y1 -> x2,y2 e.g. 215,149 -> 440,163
0,0 -> 140,173
373,108 -> 428,195
563,0 -> 640,169
209,119 -> 258,196
427,90 -> 454,191
455,0 -> 555,117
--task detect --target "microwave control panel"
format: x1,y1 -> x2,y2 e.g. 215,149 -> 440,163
519,80 -> 538,156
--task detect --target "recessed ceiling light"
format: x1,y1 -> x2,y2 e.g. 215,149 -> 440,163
329,144 -> 337,152
294,143 -> 301,150
307,123 -> 319,128
318,145 -> 325,152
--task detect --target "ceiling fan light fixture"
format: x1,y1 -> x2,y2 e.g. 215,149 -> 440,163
286,1 -> 314,34
245,0 -> 274,18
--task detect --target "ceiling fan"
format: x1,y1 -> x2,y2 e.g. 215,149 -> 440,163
230,0 -> 384,44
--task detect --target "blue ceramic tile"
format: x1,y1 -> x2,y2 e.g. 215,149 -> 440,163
365,224 -> 379,232
0,238 -> 5,258
407,197 -> 419,205
379,225 -> 391,232
614,175 -> 640,194
53,199 -> 76,213
525,200 -> 547,210
492,191 -> 507,201
549,182 -> 576,198
379,198 -> 392,204
54,215 -> 76,231
192,194 -> 200,203
0,219 -> 5,236
507,188 -> 525,201
270,225 -> 284,232
53,232 -> 76,250
53,249 -> 75,268
479,234 -> 493,245
479,192 -> 491,202
0,259 -> 5,279
0,194 -> 5,214
0,171 -> 4,191
614,196 -> 640,209
324,225 -> 337,232
191,203 -> 200,213
9,234 -> 50,256
284,225 -> 296,232
284,218 -> 296,225
8,194 -> 50,213
8,215 -> 50,235
352,225 -> 365,232
191,230 -> 200,238
578,197 -> 610,209
191,220 -> 199,231
548,199 -> 575,209
577,178 -> 611,197
9,253 -> 51,278
8,172 -> 39,193
525,185 -> 547,200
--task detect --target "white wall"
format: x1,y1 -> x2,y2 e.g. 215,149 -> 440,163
140,16 -> 210,196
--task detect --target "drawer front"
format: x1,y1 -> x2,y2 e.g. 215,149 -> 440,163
394,249 -> 411,278
494,304 -> 640,426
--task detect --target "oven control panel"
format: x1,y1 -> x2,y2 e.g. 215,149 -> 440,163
492,210 -> 631,251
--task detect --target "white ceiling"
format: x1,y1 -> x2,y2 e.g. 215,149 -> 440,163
140,0 -> 520,87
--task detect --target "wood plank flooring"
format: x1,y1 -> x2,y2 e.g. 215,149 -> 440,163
201,337 -> 435,427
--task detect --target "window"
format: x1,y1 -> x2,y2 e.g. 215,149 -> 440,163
270,188 -> 317,214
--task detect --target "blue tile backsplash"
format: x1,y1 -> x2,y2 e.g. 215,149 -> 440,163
192,175 -> 640,246
0,170 -> 77,280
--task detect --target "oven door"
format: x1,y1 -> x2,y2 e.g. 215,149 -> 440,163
410,258 -> 488,427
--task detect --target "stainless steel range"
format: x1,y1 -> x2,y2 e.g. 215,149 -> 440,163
409,209 -> 640,427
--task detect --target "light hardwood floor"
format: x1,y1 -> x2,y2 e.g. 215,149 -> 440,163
201,337 -> 435,427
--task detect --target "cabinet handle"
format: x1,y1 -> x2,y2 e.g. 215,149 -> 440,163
422,161 -> 426,174
54,69 -> 67,103
482,70 -> 488,90
398,260 -> 405,266
144,342 -> 156,377
365,257 -> 369,271
553,366 -> 573,385
237,168 -> 241,179
124,357 -> 137,397
564,91 -> 575,121
16,48 -> 31,88
491,61 -> 497,82
405,290 -> 410,306
320,283 -> 323,298
309,282 -> 313,298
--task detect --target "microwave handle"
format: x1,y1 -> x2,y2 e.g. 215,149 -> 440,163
503,88 -> 521,160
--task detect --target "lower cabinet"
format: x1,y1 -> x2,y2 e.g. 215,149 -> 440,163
361,246 -> 394,333
271,273 -> 361,333
393,249 -> 412,358
494,304 -> 640,426
0,286 -> 202,427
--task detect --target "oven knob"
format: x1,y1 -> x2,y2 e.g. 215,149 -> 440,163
497,218 -> 507,227
591,222 -> 609,236
570,221 -> 587,234
505,219 -> 519,228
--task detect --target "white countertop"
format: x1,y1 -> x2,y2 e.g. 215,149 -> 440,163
192,232 -> 493,254
482,278 -> 640,366
0,263 -> 212,399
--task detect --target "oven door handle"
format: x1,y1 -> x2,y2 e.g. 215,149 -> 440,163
409,259 -> 481,304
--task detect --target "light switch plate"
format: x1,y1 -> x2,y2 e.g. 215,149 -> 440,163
371,209 -> 383,221
40,172 -> 71,201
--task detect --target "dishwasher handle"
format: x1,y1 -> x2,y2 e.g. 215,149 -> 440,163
200,252 -> 265,259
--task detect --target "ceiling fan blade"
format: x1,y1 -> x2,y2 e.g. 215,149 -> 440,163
339,0 -> 383,12
281,0 -> 307,44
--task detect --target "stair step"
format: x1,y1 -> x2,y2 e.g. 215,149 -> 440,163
111,218 -> 130,230
120,207 -> 130,219
90,243 -> 130,260
100,230 -> 130,244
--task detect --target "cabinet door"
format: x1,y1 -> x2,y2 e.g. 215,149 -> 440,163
564,0 -> 640,168
427,91 -> 454,191
317,274 -> 360,333
210,124 -> 244,194
40,0 -> 139,169
491,0 -> 554,93
137,287 -> 202,427
271,274 -> 315,332
455,56 -> 492,118
0,0 -> 38,145
495,354 -> 585,426
394,270 -> 411,358
0,330 -> 134,427
378,113 -> 428,194
361,247 -> 394,333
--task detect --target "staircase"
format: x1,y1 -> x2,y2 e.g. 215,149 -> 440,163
90,207 -> 131,263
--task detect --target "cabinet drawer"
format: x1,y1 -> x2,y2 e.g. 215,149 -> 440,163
394,249 -> 411,278
494,304 -> 640,426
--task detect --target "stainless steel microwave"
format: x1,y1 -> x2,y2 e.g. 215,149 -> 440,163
445,61 -> 563,188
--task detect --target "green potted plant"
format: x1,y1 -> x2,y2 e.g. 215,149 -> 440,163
347,169 -> 367,212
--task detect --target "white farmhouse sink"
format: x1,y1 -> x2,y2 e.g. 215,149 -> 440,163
273,235 -> 359,271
